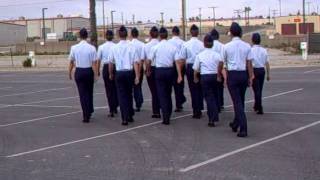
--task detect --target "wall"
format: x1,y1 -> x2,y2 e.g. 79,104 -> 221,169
0,23 -> 27,46
275,15 -> 320,35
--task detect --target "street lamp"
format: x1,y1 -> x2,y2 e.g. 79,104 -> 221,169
111,10 -> 116,32
42,8 -> 48,43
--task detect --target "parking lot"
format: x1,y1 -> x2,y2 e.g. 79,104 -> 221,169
0,66 -> 319,180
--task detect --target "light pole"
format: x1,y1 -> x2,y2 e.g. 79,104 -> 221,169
111,10 -> 116,32
160,12 -> 164,26
279,0 -> 282,16
199,8 -> 202,37
209,6 -> 217,27
181,0 -> 186,40
303,0 -> 306,34
42,8 -> 48,43
102,0 -> 106,39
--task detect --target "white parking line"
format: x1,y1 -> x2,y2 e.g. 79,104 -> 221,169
4,88 -> 303,158
224,111 -> 320,116
0,87 -> 71,98
179,120 -> 320,173
303,69 -> 320,74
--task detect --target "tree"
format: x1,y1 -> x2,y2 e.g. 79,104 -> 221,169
89,0 -> 98,48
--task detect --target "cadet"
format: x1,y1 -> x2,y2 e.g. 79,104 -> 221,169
109,26 -> 140,126
130,28 -> 145,112
148,27 -> 179,125
251,33 -> 270,115
224,22 -> 254,137
145,26 -> 161,119
97,30 -> 119,118
211,29 -> 226,112
168,26 -> 186,112
193,34 -> 224,127
177,24 -> 204,119
68,28 -> 98,123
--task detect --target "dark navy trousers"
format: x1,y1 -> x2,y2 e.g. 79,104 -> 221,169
115,71 -> 135,122
252,68 -> 266,111
201,74 -> 219,122
75,68 -> 94,120
134,67 -> 144,109
173,64 -> 186,109
147,66 -> 160,115
103,64 -> 119,114
155,67 -> 174,121
186,64 -> 204,114
217,77 -> 225,111
227,71 -> 248,133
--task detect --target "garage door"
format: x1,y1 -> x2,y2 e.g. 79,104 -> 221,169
299,23 -> 315,34
281,24 -> 297,35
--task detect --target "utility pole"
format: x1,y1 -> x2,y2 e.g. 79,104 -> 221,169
181,0 -> 186,40
234,9 -> 242,23
132,14 -> 135,24
209,6 -> 218,27
303,0 -> 306,34
279,0 -> 282,16
42,8 -> 48,43
111,10 -> 115,33
160,12 -> 164,26
102,0 -> 106,39
272,9 -> 278,28
89,0 -> 97,48
306,1 -> 312,15
121,12 -> 124,25
268,7 -> 271,24
199,8 -> 202,38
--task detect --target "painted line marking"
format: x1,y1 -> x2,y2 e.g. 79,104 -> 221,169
303,69 -> 320,74
224,111 -> 320,116
0,87 -> 12,90
0,87 -> 71,98
4,89 -> 303,158
179,120 -> 320,173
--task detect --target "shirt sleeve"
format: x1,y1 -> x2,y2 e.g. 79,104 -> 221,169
149,46 -> 156,64
132,47 -> 140,63
247,48 -> 254,61
68,47 -> 75,61
108,48 -> 115,64
193,55 -> 201,71
179,45 -> 188,60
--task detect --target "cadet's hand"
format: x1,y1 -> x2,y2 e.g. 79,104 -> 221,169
194,77 -> 199,84
177,75 -> 183,84
145,67 -> 151,77
135,77 -> 140,85
248,76 -> 254,87
69,73 -> 73,80
267,76 -> 270,81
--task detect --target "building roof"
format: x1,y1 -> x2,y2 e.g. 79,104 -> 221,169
0,21 -> 26,27
0,16 -> 89,23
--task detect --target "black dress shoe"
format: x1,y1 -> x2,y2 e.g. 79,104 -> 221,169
175,108 -> 183,112
128,117 -> 135,123
162,120 -> 170,125
114,109 -> 118,114
237,131 -> 248,138
152,114 -> 161,119
256,110 -> 264,115
208,122 -> 215,127
192,113 -> 202,119
82,119 -> 90,123
220,106 -> 225,110
229,122 -> 238,133
108,113 -> 115,118
122,121 -> 129,126
135,108 -> 141,112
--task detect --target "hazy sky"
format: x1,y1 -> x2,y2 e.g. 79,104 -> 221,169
0,0 -> 319,24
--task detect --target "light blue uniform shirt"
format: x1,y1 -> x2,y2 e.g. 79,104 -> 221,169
212,40 -> 224,58
150,40 -> 179,68
97,41 -> 115,64
251,45 -> 269,68
109,40 -> 139,71
193,48 -> 223,75
131,38 -> 145,62
179,37 -> 204,64
168,36 -> 185,50
144,39 -> 159,67
223,37 -> 253,71
69,40 -> 97,68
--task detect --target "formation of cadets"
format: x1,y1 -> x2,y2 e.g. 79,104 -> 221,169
68,22 -> 270,138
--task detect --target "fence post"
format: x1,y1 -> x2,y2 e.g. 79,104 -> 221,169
10,47 -> 14,67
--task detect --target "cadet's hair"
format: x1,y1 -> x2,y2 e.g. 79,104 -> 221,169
230,22 -> 242,37
159,27 -> 168,39
131,27 -> 139,38
210,29 -> 220,40
172,26 -> 180,35
79,28 -> 88,39
118,25 -> 128,38
252,33 -> 261,45
190,24 -> 199,32
204,34 -> 214,48
150,26 -> 159,38
106,30 -> 114,41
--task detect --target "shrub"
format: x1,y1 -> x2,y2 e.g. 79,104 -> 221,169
23,57 -> 32,67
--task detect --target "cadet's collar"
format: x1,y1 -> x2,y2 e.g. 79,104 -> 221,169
191,37 -> 198,40
253,44 -> 261,47
172,36 -> 180,39
160,39 -> 167,42
232,37 -> 241,41
119,40 -> 127,43
80,40 -> 87,44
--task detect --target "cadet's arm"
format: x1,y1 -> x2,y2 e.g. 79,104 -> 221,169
134,62 -> 140,85
176,59 -> 185,83
217,62 -> 224,82
68,61 -> 74,80
108,62 -> 114,80
92,61 -> 99,79
193,70 -> 200,84
246,60 -> 254,87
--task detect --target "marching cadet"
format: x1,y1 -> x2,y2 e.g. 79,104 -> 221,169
130,27 -> 145,112
177,24 -> 204,119
97,30 -> 118,118
168,26 -> 186,112
109,26 -> 140,126
224,22 -> 254,138
211,29 -> 226,112
193,34 -> 224,127
145,26 -> 161,119
148,27 -> 179,125
251,33 -> 270,115
68,28 -> 98,123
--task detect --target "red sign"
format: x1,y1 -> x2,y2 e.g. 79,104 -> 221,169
294,18 -> 301,23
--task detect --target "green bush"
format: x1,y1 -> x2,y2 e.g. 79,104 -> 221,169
23,58 -> 32,67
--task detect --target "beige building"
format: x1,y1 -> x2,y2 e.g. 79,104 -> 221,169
275,15 -> 320,35
1,15 -> 89,39
0,22 -> 27,46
